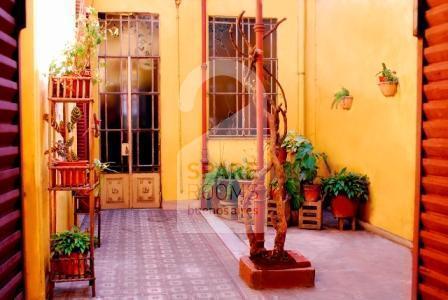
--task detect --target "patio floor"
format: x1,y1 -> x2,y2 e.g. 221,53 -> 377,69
54,209 -> 411,299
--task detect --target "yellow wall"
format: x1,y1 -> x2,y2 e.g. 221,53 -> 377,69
304,0 -> 418,240
91,0 -> 301,202
21,1 -> 76,298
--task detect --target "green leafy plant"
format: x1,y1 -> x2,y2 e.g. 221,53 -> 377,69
202,163 -> 229,197
51,227 -> 90,257
281,131 -> 309,153
376,63 -> 398,83
93,159 -> 118,173
321,168 -> 370,204
49,7 -> 104,78
283,160 -> 303,210
332,87 -> 351,109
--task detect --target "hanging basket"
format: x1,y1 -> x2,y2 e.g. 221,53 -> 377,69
378,81 -> 398,97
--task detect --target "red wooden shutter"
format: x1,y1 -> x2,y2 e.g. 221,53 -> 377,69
415,0 -> 448,298
0,0 -> 25,299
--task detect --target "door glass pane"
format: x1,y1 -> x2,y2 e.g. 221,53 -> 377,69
139,132 -> 152,166
104,58 -> 128,92
139,95 -> 152,129
106,94 -> 121,129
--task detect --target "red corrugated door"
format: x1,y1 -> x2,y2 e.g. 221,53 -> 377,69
0,0 -> 25,299
415,0 -> 448,299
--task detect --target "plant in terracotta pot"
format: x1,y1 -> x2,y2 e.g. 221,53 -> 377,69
376,63 -> 398,97
230,159 -> 256,201
44,107 -> 89,187
51,227 -> 90,277
49,7 -> 105,101
332,87 -> 353,110
321,168 -> 369,227
202,163 -> 230,209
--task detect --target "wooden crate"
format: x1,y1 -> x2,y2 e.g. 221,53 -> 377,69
299,201 -> 323,230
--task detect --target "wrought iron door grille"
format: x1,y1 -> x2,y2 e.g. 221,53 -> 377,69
99,14 -> 160,173
209,17 -> 278,137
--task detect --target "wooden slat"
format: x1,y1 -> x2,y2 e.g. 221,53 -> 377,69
0,251 -> 21,283
426,3 -> 448,27
0,271 -> 22,300
422,194 -> 448,215
424,62 -> 448,81
423,158 -> 448,176
420,283 -> 448,300
423,120 -> 448,138
420,266 -> 448,292
425,23 -> 448,46
427,0 -> 448,9
423,138 -> 448,158
421,230 -> 448,253
0,231 -> 20,259
425,43 -> 448,64
423,101 -> 448,120
424,81 -> 448,100
0,7 -> 15,36
0,30 -> 16,58
420,248 -> 448,276
421,212 -> 448,234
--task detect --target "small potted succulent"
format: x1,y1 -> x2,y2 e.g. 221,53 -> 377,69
376,63 -> 399,97
332,87 -> 353,110
51,227 -> 90,276
321,168 -> 369,219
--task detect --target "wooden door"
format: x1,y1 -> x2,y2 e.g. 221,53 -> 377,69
414,0 -> 448,298
0,0 -> 25,298
99,13 -> 161,209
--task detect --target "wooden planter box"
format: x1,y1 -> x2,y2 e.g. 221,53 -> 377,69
299,201 -> 323,230
49,75 -> 92,100
50,161 -> 89,188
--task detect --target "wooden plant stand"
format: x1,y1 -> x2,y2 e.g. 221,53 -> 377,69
47,75 -> 97,298
337,217 -> 357,231
74,194 -> 102,247
299,201 -> 323,230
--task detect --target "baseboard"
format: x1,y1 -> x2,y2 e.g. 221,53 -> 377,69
358,220 -> 413,248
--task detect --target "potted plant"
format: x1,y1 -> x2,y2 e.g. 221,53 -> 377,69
202,163 -> 230,209
332,87 -> 353,110
321,168 -> 369,220
51,227 -> 90,276
376,63 -> 399,97
49,7 -> 104,98
45,107 -> 89,187
230,159 -> 256,200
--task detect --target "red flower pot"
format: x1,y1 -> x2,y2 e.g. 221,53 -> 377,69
55,161 -> 88,187
56,253 -> 86,277
331,195 -> 358,218
303,184 -> 321,202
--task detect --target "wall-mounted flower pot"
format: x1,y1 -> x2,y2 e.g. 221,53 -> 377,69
340,96 -> 353,110
303,184 -> 321,202
378,81 -> 398,97
331,195 -> 358,218
53,160 -> 89,188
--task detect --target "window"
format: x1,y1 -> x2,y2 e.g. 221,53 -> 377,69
209,17 -> 278,137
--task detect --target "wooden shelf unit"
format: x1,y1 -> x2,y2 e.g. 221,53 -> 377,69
47,75 -> 96,298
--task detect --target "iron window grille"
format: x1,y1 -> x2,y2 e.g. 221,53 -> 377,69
209,17 -> 278,137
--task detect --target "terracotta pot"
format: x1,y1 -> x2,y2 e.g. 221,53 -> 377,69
378,81 -> 398,97
341,96 -> 353,110
303,184 -> 321,202
55,161 -> 88,187
331,195 -> 358,218
378,76 -> 388,82
52,76 -> 91,99
275,147 -> 287,164
58,253 -> 86,276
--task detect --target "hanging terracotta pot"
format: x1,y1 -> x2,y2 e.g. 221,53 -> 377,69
340,96 -> 353,110
378,81 -> 398,97
303,184 -> 321,202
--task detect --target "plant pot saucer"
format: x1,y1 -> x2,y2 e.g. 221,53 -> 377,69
239,250 -> 315,289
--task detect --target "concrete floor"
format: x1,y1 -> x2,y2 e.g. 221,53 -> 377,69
54,209 -> 412,299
